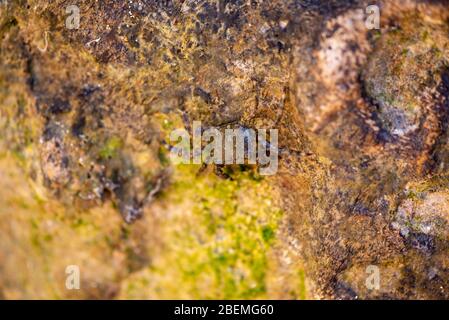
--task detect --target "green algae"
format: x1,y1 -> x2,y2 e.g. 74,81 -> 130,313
121,163 -> 283,299
99,137 -> 124,160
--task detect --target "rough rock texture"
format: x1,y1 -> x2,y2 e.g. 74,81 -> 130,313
1,0 -> 449,299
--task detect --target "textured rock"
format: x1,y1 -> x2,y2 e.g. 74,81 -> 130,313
1,0 -> 449,299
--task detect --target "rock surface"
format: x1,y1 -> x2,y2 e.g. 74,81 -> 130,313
0,0 -> 449,299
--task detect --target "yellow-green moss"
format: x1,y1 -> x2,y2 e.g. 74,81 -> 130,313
99,137 -> 124,160
121,163 -> 283,299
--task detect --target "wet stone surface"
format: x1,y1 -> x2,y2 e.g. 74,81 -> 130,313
0,0 -> 449,299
